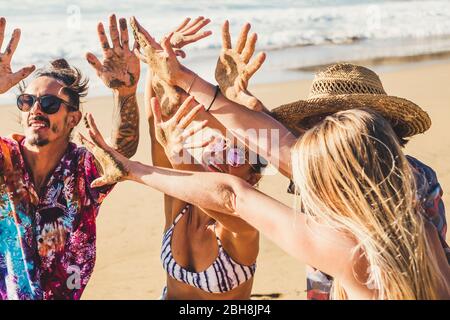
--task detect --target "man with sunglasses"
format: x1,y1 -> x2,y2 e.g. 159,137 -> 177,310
0,15 -> 140,300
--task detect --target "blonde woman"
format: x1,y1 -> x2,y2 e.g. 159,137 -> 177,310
131,17 -> 449,299
79,103 -> 450,300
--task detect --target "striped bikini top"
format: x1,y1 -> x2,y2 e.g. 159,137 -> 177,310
161,204 -> 256,294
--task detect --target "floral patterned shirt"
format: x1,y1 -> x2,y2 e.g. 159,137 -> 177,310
306,155 -> 448,300
0,135 -> 114,300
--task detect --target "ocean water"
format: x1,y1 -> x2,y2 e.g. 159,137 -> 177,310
1,0 -> 450,103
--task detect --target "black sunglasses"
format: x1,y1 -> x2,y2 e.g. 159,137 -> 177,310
17,94 -> 78,115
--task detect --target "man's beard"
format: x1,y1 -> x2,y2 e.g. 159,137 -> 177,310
27,134 -> 50,147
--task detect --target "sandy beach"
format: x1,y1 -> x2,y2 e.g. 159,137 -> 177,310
0,60 -> 449,299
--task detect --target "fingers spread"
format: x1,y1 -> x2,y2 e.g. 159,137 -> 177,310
8,65 -> 35,87
221,20 -> 232,49
0,17 -> 6,50
178,103 -> 205,129
244,51 -> 266,80
109,14 -> 121,48
241,32 -> 257,63
174,95 -> 195,124
97,22 -> 111,54
4,28 -> 21,60
119,17 -> 130,50
184,17 -> 211,35
175,17 -> 191,32
184,132 -> 214,149
235,23 -> 250,54
181,119 -> 209,141
86,113 -> 110,149
78,132 -> 97,152
183,30 -> 212,46
85,52 -> 103,73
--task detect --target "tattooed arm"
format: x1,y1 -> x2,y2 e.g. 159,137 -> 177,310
86,14 -> 140,158
109,90 -> 139,158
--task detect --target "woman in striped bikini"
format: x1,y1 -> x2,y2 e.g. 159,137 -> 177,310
153,100 -> 267,299
127,17 -> 267,299
150,94 -> 266,299
143,42 -> 267,298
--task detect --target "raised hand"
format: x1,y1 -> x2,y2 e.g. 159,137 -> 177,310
130,16 -> 188,116
215,21 -> 266,111
86,14 -> 140,95
168,16 -> 212,58
130,16 -> 183,86
151,95 -> 211,162
0,17 -> 35,94
78,113 -> 130,188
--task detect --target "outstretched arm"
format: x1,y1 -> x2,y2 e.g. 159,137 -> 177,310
86,14 -> 140,158
177,21 -> 296,177
131,18 -> 296,177
177,67 -> 296,178
78,102 -> 354,280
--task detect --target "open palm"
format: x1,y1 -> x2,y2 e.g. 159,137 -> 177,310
78,113 -> 130,187
152,96 -> 211,162
86,14 -> 140,95
215,21 -> 266,111
0,18 -> 35,94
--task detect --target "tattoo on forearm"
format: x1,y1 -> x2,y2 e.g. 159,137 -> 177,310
111,92 -> 140,158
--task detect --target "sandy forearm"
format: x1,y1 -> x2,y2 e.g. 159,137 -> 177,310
123,157 -> 341,275
126,159 -> 289,246
127,160 -> 239,214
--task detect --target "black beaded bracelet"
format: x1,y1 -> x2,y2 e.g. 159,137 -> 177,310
206,85 -> 220,112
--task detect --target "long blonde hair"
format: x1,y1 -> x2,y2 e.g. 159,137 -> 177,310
291,108 -> 447,299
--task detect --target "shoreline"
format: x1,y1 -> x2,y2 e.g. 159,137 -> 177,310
4,46 -> 450,107
293,50 -> 450,73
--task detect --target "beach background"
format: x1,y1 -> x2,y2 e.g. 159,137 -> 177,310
0,0 -> 449,299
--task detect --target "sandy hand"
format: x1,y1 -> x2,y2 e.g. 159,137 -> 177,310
86,14 -> 140,94
0,17 -> 35,94
151,74 -> 184,117
78,113 -> 130,188
129,16 -> 182,86
215,21 -> 266,111
151,96 -> 211,161
168,16 -> 212,58
131,16 -> 193,117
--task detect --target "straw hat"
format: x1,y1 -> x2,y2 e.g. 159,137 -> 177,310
271,63 -> 431,138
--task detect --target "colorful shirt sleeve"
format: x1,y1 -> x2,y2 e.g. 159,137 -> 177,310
407,156 -> 449,264
0,137 -> 43,300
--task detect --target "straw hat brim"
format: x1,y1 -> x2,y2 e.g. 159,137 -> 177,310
270,94 -> 431,138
